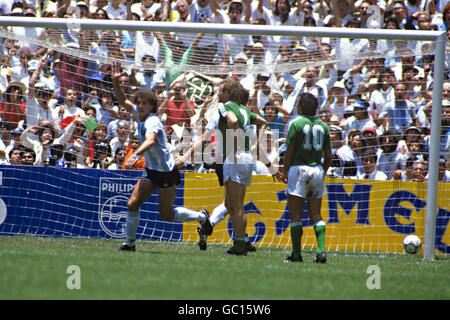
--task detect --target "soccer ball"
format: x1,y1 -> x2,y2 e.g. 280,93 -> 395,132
403,235 -> 421,254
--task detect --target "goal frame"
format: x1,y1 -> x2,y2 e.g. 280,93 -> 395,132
0,16 -> 446,260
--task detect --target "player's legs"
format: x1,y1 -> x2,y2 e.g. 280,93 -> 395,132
224,179 -> 247,254
308,197 -> 327,263
159,187 -> 211,232
210,201 -> 227,226
118,178 -> 156,250
286,194 -> 305,262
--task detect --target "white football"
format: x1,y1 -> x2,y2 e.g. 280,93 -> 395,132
403,235 -> 422,254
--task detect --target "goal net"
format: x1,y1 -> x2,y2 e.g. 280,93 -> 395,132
0,13 -> 448,256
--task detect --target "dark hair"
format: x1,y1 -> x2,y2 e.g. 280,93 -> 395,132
238,84 -> 249,106
94,140 -> 112,157
115,146 -> 127,156
134,89 -> 159,113
38,124 -> 58,142
274,0 -> 291,22
21,147 -> 36,159
229,2 -> 243,13
221,79 -> 241,103
298,92 -> 318,116
9,145 -> 26,158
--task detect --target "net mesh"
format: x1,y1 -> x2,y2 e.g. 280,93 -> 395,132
0,11 -> 449,255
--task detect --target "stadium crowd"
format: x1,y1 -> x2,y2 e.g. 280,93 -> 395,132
0,0 -> 449,182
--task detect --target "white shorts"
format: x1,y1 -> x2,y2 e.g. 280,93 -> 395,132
223,151 -> 254,187
286,165 -> 325,199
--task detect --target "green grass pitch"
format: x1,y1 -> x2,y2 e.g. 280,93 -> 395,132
0,235 -> 448,300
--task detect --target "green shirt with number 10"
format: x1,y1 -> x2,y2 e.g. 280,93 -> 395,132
286,116 -> 331,166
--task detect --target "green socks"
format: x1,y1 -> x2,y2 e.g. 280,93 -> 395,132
290,222 -> 303,259
234,238 -> 246,253
314,221 -> 326,254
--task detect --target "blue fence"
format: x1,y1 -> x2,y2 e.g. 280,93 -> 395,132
0,165 -> 185,241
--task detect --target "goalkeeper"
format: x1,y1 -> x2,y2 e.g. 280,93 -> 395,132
281,93 -> 332,263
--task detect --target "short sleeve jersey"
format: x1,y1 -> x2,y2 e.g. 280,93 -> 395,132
286,116 -> 331,166
218,101 -> 257,161
132,106 -> 175,172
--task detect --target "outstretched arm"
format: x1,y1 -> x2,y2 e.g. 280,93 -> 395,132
111,61 -> 135,114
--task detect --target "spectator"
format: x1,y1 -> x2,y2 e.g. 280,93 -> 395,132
358,149 -> 388,180
397,125 -> 423,157
368,67 -> 396,115
283,66 -> 327,119
153,30 -> 204,89
437,156 -> 450,182
84,122 -> 108,167
248,73 -> 274,113
27,57 -> 57,127
410,158 -> 428,182
107,105 -> 133,141
53,42 -> 88,93
20,147 -> 36,166
20,119 -> 79,166
64,120 -> 88,168
221,0 -> 252,62
89,140 -> 112,169
107,145 -> 127,170
423,100 -> 450,159
8,145 -> 25,165
105,0 -> 127,20
341,100 -> 377,137
334,11 -> 369,81
93,90 -> 118,127
4,127 -> 23,157
380,82 -> 417,135
336,128 -> 366,178
53,88 -> 86,131
122,134 -> 146,170
253,0 -> 305,64
133,55 -> 165,91
158,81 -> 196,133
326,124 -> 345,177
109,120 -> 131,156
261,101 -> 289,139
0,81 -> 26,129
326,80 -> 349,121
377,129 -> 407,179
130,0 -> 160,20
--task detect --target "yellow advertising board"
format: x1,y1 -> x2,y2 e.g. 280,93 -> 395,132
183,173 -> 450,254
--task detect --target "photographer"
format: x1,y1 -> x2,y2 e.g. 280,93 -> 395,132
90,140 -> 112,169
20,119 -> 82,166
158,81 -> 195,134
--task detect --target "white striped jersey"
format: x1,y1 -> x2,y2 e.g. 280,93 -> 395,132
133,106 -> 175,172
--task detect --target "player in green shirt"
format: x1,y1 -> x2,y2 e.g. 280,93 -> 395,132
282,92 -> 332,263
217,79 -> 281,255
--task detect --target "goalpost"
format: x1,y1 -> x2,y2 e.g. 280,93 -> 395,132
0,15 -> 447,259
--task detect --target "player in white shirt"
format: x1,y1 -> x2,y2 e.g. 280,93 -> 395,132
112,61 -> 213,251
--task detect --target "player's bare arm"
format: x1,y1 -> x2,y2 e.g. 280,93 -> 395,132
111,61 -> 134,114
322,146 -> 332,177
281,143 -> 295,183
125,132 -> 156,168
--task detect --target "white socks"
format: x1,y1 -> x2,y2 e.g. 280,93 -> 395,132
173,207 -> 205,223
125,210 -> 140,246
210,204 -> 228,226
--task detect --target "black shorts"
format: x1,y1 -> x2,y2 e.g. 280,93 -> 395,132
144,167 -> 181,189
214,163 -> 224,186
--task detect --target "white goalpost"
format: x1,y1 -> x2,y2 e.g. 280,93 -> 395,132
0,16 -> 447,258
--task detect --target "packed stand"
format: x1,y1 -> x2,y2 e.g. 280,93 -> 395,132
0,0 -> 449,182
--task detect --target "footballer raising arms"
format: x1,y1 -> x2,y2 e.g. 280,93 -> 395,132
111,61 -> 212,252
